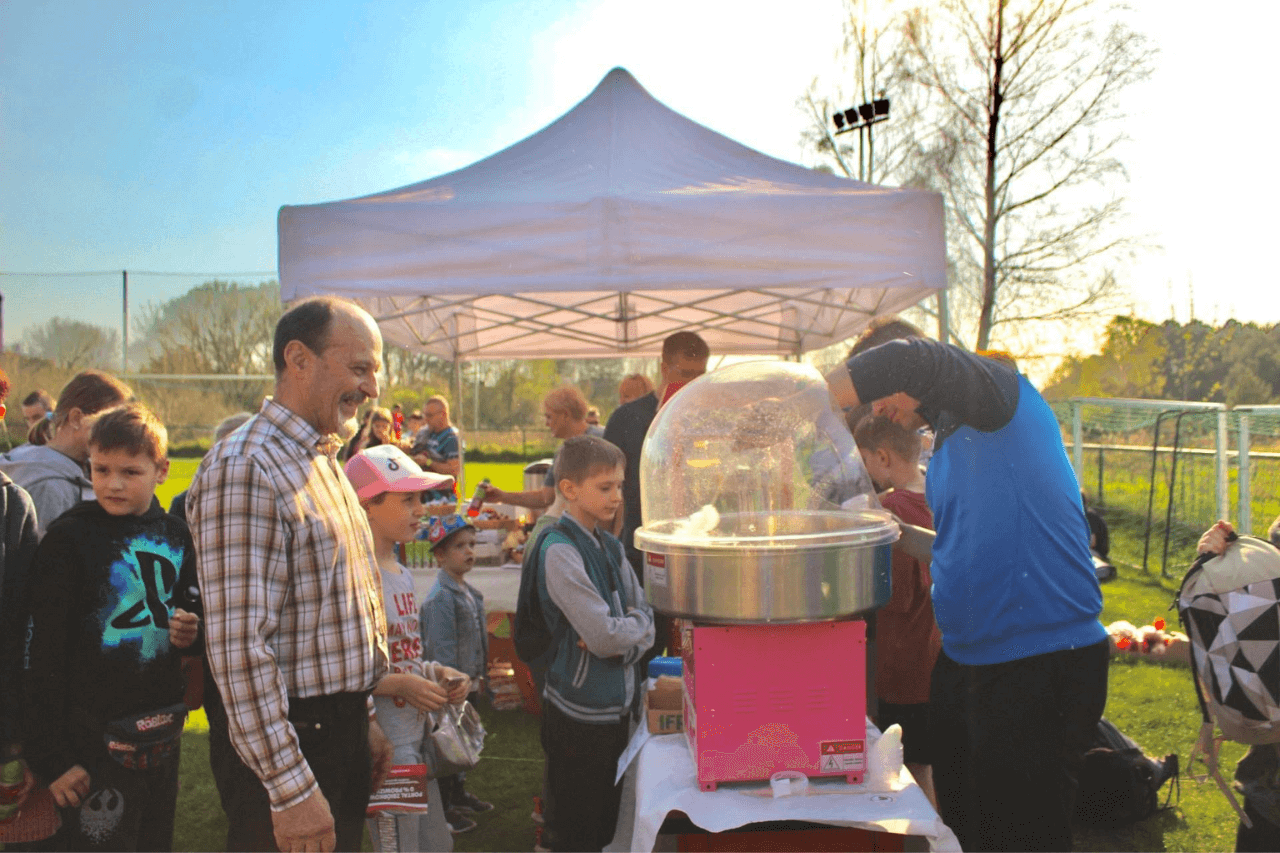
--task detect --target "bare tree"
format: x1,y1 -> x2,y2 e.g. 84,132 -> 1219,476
383,345 -> 454,396
799,0 -> 930,187
134,280 -> 280,375
804,0 -> 1153,352
22,317 -> 120,370
904,0 -> 1153,350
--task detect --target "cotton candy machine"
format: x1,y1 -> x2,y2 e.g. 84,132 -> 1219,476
634,360 -> 897,790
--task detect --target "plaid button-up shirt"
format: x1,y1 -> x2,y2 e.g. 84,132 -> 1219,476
188,397 -> 389,810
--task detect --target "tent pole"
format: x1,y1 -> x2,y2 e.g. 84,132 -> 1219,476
454,357 -> 463,430
936,288 -> 950,345
122,270 -> 129,373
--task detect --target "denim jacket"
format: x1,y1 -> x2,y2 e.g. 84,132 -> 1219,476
420,572 -> 488,681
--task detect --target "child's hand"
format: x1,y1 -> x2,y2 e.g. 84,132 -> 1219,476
169,608 -> 200,649
50,764 -> 91,808
437,667 -> 471,703
382,673 -> 449,713
1198,520 -> 1236,556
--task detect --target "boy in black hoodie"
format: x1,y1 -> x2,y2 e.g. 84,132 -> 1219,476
23,403 -> 201,851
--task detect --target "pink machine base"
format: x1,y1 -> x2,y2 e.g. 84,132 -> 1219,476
681,620 -> 867,792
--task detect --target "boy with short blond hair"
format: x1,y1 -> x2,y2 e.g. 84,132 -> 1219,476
343,444 -> 472,851
23,403 -> 202,850
534,434 -> 654,852
854,414 -> 941,808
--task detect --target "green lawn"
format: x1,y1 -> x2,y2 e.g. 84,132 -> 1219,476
157,459 -> 1246,851
173,700 -> 543,853
157,457 -> 200,512
1089,568 -> 1245,853
158,459 -> 530,514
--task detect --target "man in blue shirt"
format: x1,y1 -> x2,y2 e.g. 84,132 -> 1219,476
828,334 -> 1107,853
411,395 -> 462,503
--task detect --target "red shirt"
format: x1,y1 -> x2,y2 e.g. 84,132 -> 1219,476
875,488 -> 942,705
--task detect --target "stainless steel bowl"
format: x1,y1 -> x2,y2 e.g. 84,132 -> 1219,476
634,509 -> 899,623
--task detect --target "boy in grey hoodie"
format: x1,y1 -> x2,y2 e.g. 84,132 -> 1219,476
533,435 -> 653,852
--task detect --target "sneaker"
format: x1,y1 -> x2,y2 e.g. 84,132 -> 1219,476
445,809 -> 477,834
452,790 -> 495,813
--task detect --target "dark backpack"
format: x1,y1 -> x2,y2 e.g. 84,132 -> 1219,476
512,523 -> 562,664
1075,717 -> 1179,827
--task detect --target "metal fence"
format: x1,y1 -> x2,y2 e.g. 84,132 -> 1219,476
142,424 -> 560,459
1054,399 -> 1280,576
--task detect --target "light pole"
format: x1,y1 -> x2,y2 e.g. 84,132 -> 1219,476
831,98 -> 890,182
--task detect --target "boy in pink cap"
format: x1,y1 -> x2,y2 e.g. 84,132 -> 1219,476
343,445 -> 471,852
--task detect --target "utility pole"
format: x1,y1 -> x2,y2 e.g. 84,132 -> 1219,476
122,270 -> 129,373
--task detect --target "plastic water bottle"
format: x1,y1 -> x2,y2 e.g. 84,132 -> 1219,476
466,478 -> 490,518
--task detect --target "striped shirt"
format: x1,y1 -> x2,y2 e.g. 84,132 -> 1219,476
187,397 -> 389,810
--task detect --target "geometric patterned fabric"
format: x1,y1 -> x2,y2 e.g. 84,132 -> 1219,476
1178,538 -> 1280,744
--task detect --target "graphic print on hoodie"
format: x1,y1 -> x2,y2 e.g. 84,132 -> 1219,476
22,497 -> 201,784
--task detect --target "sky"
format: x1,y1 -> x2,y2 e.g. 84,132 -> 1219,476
2,0 -> 1277,369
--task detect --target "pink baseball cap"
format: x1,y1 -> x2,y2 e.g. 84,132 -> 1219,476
344,444 -> 455,501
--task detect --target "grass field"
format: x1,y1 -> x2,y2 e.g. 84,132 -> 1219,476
151,461 -> 1246,851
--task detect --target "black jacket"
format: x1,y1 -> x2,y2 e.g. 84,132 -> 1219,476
0,472 -> 39,752
23,497 -> 201,782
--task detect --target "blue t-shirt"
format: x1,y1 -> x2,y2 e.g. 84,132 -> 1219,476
416,425 -> 460,500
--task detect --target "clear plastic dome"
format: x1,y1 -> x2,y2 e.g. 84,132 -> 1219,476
634,360 -> 897,552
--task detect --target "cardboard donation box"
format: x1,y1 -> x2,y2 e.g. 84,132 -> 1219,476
646,676 -> 684,734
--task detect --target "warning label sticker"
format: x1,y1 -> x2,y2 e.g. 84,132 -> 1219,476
646,553 -> 668,587
817,740 -> 865,773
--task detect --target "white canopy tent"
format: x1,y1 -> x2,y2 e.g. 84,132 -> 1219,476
278,67 -> 946,360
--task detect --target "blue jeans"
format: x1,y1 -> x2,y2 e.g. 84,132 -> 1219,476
367,696 -> 452,852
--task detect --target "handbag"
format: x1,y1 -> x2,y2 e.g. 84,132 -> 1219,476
425,662 -> 486,777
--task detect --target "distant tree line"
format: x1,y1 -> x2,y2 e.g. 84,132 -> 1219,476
17,279 -> 656,431
1044,316 -> 1280,405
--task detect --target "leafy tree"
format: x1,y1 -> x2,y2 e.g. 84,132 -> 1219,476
1159,319 -> 1226,402
1045,316 -> 1280,405
1044,315 -> 1166,399
476,360 -> 560,431
383,346 -> 454,399
1224,360 -> 1272,408
1216,321 -> 1280,405
22,317 -> 120,371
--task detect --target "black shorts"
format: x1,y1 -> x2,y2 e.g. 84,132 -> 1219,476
875,700 -> 934,766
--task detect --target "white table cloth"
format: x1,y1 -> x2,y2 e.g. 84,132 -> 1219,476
614,728 -> 960,852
